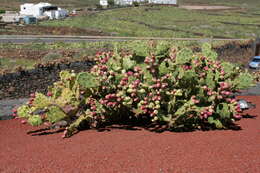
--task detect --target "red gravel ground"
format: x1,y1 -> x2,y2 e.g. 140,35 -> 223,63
0,96 -> 259,173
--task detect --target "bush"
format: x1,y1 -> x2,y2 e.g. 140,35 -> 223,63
133,1 -> 140,7
108,0 -> 115,7
0,9 -> 5,14
95,4 -> 103,10
16,43 -> 254,138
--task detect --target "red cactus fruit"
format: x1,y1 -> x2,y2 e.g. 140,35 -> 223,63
47,92 -> 53,97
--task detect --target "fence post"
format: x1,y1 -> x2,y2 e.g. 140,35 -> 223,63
254,37 -> 260,56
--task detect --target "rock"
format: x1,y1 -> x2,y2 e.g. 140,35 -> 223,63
8,87 -> 15,93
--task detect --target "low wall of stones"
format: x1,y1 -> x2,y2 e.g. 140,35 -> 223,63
0,61 -> 94,100
192,40 -> 255,66
213,40 -> 255,67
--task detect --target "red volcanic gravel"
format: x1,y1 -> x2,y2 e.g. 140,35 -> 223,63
0,96 -> 260,173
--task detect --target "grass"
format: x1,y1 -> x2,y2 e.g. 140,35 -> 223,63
0,57 -> 36,70
1,0 -> 260,38
41,5 -> 260,38
0,39 -> 242,51
0,41 -> 108,50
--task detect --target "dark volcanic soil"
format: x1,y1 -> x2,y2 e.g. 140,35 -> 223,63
0,96 -> 259,173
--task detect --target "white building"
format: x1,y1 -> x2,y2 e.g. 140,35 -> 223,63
114,0 -> 147,6
114,0 -> 133,6
20,3 -> 68,20
149,0 -> 177,5
100,0 -> 108,7
100,0 -> 177,6
0,12 -> 22,23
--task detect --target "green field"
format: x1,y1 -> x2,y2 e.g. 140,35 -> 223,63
41,5 -> 260,38
1,0 -> 260,38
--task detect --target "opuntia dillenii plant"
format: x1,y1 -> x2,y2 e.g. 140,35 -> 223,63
16,43 -> 255,138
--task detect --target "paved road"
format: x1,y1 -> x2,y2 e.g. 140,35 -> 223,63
0,98 -> 28,120
0,35 -> 249,43
239,83 -> 260,96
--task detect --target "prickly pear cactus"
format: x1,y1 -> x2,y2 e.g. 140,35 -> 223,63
32,93 -> 52,109
16,43 -> 255,138
28,115 -> 42,126
17,105 -> 31,118
46,106 -> 67,123
76,72 -> 100,89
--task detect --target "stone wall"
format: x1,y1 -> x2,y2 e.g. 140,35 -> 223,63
214,40 -> 255,67
0,61 -> 94,100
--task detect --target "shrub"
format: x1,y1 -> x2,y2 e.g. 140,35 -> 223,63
16,43 -> 255,138
0,9 -> 5,14
108,0 -> 115,7
133,1 -> 140,7
95,4 -> 103,10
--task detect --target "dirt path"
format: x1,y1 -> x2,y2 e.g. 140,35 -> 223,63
180,5 -> 238,10
0,96 -> 259,173
0,25 -> 108,36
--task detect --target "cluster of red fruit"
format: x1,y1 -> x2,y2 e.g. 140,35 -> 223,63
100,94 -> 120,108
95,51 -> 112,64
200,106 -> 214,119
144,55 -> 158,73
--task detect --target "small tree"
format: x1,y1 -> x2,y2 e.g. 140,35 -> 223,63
108,0 -> 115,7
133,1 -> 140,7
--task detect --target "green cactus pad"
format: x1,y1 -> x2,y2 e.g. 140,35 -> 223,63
234,72 -> 255,89
216,103 -> 231,119
76,72 -> 100,89
155,41 -> 170,56
55,88 -> 79,107
32,93 -> 52,110
60,71 -> 72,82
208,117 -> 223,128
46,106 -> 67,123
206,71 -> 215,90
202,43 -> 217,61
123,56 -> 136,70
176,48 -> 193,64
28,115 -> 43,126
159,61 -> 170,75
17,105 -> 31,118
